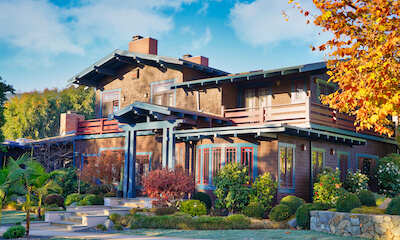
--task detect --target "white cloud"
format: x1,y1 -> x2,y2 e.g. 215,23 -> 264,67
229,0 -> 331,48
197,2 -> 209,15
185,27 -> 212,51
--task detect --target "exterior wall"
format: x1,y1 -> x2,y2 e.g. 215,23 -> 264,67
60,113 -> 85,135
310,73 -> 330,104
222,83 -> 238,110
199,87 -> 222,115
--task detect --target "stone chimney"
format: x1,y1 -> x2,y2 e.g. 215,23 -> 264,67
183,54 -> 209,67
129,35 -> 158,55
60,111 -> 85,136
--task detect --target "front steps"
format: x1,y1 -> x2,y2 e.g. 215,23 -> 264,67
44,197 -> 153,231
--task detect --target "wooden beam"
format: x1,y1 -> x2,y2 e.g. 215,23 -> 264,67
94,66 -> 117,77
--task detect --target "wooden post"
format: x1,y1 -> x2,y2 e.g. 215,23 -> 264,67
305,96 -> 311,124
259,107 -> 264,123
221,105 -> 225,117
100,118 -> 105,134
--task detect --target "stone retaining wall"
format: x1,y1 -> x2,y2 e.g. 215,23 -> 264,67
310,210 -> 400,239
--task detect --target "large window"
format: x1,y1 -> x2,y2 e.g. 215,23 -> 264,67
226,147 -> 236,164
357,155 -> 378,177
101,90 -> 120,118
312,150 -> 324,182
243,87 -> 270,109
203,149 -> 210,184
151,79 -> 175,107
135,154 -> 150,187
292,79 -> 306,102
241,147 -> 254,181
212,148 -> 221,183
279,144 -> 295,189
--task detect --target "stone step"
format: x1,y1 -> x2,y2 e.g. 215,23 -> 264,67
61,216 -> 82,223
50,221 -> 77,227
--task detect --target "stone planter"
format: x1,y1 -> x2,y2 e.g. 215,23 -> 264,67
310,210 -> 400,239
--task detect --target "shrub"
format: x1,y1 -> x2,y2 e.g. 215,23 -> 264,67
313,167 -> 343,205
375,160 -> 400,197
213,163 -> 251,212
109,213 -> 122,224
5,201 -> 17,210
280,195 -> 305,215
336,193 -> 361,212
81,195 -> 104,205
386,195 -> 400,215
95,224 -> 107,231
104,191 -> 116,197
2,225 -> 26,239
296,203 -> 314,229
113,224 -> 123,230
142,168 -> 195,206
312,202 -> 332,210
250,172 -> 277,210
65,193 -> 84,206
225,214 -> 251,229
209,208 -> 229,217
351,206 -> 385,215
269,204 -> 291,222
243,202 -> 265,219
154,206 -> 177,216
192,192 -> 212,209
356,190 -> 376,206
178,200 -> 207,216
373,193 -> 387,206
342,169 -> 369,193
44,194 -> 65,208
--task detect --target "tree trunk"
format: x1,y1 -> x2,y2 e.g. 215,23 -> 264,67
26,194 -> 30,239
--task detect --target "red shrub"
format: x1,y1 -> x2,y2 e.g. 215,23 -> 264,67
142,168 -> 195,206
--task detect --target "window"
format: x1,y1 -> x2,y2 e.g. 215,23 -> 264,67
312,150 -> 324,182
151,79 -> 175,107
135,154 -> 150,187
226,147 -> 236,164
212,148 -> 221,182
101,90 -> 120,118
241,147 -> 254,181
279,145 -> 295,188
357,156 -> 377,177
292,79 -> 306,102
316,78 -> 336,102
203,149 -> 210,184
197,149 -> 201,184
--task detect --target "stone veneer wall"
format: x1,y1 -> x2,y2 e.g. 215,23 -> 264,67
310,210 -> 400,239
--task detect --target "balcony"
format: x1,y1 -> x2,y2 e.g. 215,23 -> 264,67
76,118 -> 123,135
222,97 -> 380,137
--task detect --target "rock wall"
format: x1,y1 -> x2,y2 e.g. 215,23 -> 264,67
310,210 -> 400,239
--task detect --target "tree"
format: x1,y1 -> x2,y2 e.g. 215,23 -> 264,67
0,76 -> 14,145
80,150 -> 124,192
3,86 -> 94,140
289,0 -> 400,136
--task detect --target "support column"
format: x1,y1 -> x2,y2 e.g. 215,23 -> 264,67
162,127 -> 168,168
123,131 -> 130,198
128,130 -> 137,198
168,127 -> 175,170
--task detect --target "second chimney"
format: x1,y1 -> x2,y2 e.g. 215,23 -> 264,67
129,35 -> 158,55
183,55 -> 209,67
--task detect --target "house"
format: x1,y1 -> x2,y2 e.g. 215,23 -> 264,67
65,36 -> 399,202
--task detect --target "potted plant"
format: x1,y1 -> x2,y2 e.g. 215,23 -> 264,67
117,167 -> 124,198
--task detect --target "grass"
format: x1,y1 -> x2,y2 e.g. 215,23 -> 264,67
1,210 -> 37,224
125,229 -> 359,240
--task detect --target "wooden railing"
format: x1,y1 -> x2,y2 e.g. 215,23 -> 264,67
76,118 -> 123,135
222,97 -> 381,136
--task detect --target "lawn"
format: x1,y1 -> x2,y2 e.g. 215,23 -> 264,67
1,210 -> 37,225
125,229 -> 359,240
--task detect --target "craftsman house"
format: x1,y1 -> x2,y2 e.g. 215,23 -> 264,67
66,36 -> 398,202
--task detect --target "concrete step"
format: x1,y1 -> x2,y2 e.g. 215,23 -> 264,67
71,210 -> 105,216
50,221 -> 77,227
61,216 -> 82,223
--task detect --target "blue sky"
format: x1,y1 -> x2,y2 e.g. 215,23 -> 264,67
0,0 -> 330,93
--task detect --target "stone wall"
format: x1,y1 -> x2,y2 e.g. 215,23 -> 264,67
310,210 -> 400,239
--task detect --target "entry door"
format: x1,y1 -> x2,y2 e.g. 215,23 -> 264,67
339,154 -> 349,181
244,87 -> 269,109
135,155 -> 150,186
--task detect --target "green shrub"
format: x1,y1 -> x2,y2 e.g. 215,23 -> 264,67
81,194 -> 104,205
386,195 -> 400,215
2,225 -> 26,239
178,200 -> 207,216
357,190 -> 376,206
375,160 -> 400,197
342,169 -> 369,193
269,204 -> 291,222
313,167 -> 344,205
192,192 -> 212,209
213,163 -> 251,212
336,193 -> 361,212
154,206 -> 177,216
312,202 -> 332,210
225,214 -> 251,229
55,167 -> 90,197
113,224 -> 123,230
65,193 -> 84,206
104,191 -> 116,197
6,201 -> 17,210
280,195 -> 305,215
109,213 -> 122,224
243,202 -> 265,219
96,224 -> 107,231
351,206 -> 385,215
249,172 -> 277,210
209,207 -> 229,217
296,203 -> 314,229
373,193 -> 387,206
44,194 -> 65,208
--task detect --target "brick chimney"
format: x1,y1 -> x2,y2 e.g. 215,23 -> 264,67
60,111 -> 85,136
129,35 -> 158,55
183,54 -> 209,67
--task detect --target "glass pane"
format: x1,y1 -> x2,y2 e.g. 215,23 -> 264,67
203,149 -> 210,184
259,87 -> 268,107
226,148 -> 236,164
287,148 -> 293,188
212,148 -> 221,181
245,89 -> 256,108
280,147 -> 286,188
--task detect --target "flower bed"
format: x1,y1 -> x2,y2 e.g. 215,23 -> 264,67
310,210 -> 400,239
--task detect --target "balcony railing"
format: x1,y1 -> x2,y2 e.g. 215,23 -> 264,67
76,118 -> 123,135
222,97 -> 380,136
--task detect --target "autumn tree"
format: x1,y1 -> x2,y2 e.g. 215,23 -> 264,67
3,86 -> 94,140
289,0 -> 400,136
81,150 -> 124,192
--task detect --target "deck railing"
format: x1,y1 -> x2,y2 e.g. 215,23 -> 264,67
76,118 -> 123,135
222,97 -> 381,136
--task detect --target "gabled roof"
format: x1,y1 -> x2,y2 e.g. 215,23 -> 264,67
67,50 -> 229,87
172,62 -> 327,89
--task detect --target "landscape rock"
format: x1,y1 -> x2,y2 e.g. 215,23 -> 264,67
70,202 -> 78,207
287,218 -> 297,228
104,219 -> 114,228
378,198 -> 392,210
